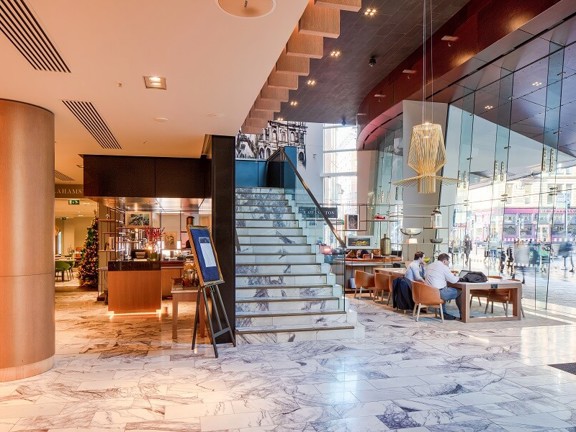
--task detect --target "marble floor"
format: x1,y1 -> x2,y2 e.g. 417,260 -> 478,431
2,286 -> 576,431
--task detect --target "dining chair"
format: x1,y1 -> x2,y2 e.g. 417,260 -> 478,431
374,272 -> 392,305
354,270 -> 375,299
411,281 -> 444,322
470,275 -> 501,307
484,288 -> 511,316
55,261 -> 71,281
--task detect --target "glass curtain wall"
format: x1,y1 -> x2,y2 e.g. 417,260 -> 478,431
445,41 -> 576,312
371,40 -> 576,312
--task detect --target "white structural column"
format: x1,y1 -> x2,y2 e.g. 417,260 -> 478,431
0,100 -> 55,381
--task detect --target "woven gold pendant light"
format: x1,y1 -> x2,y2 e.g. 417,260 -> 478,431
394,0 -> 457,194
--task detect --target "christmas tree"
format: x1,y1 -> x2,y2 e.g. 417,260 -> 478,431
79,216 -> 99,287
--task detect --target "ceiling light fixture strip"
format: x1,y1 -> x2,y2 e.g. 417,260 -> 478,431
0,0 -> 70,72
62,100 -> 121,150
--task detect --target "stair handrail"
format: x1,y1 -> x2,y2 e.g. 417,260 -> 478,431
272,147 -> 345,248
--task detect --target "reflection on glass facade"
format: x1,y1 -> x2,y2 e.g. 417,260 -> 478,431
373,41 -> 576,311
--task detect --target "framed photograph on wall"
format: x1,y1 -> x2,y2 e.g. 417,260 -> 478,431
126,211 -> 151,228
344,214 -> 359,231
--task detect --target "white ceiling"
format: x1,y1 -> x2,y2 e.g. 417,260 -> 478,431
0,0 -> 308,185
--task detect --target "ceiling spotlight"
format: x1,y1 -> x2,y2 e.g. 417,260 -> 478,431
276,117 -> 284,121
143,75 -> 167,90
364,8 -> 376,16
289,100 -> 298,107
532,81 -> 543,87
484,105 -> 493,110
330,50 -> 341,58
369,56 -> 376,67
306,79 -> 316,86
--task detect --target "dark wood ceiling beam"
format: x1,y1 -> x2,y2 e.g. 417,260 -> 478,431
286,27 -> 324,59
275,50 -> 310,75
314,0 -> 361,12
299,1 -> 340,38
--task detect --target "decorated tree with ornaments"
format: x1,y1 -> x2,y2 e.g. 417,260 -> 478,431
79,216 -> 99,287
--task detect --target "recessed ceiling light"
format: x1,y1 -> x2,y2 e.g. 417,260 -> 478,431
306,79 -> 316,86
484,105 -> 493,110
402,69 -> 416,74
144,76 -> 167,90
154,117 -> 168,122
217,0 -> 276,18
374,93 -> 386,98
76,164 -> 84,168
364,8 -> 376,16
330,50 -> 341,58
276,117 -> 284,121
289,100 -> 298,107
532,81 -> 542,86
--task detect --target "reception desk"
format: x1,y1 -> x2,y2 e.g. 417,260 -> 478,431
108,261 -> 161,313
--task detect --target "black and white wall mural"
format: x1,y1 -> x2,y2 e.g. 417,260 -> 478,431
236,121 -> 308,167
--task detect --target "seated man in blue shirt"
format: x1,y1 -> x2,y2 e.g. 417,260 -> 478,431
406,251 -> 426,282
425,253 -> 462,320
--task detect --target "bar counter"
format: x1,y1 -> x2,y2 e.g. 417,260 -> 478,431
107,261 -> 161,313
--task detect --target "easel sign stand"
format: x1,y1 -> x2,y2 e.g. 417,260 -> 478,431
187,226 -> 236,358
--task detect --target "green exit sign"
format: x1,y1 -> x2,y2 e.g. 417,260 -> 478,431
68,199 -> 80,205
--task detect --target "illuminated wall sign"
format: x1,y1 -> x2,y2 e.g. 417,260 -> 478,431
68,199 -> 80,205
55,184 -> 84,198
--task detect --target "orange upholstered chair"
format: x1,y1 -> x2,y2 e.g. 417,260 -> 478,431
411,281 -> 445,322
354,270 -> 375,299
374,272 -> 392,305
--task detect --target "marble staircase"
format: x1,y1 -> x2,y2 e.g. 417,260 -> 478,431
235,187 -> 362,343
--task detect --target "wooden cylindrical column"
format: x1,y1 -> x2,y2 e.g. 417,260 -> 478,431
0,100 -> 55,381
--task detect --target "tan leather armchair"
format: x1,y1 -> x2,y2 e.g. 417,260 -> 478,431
354,270 -> 375,299
411,281 -> 445,322
374,272 -> 392,305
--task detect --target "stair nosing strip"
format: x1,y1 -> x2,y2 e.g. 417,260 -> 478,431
236,310 -> 346,317
236,324 -> 355,334
236,296 -> 340,302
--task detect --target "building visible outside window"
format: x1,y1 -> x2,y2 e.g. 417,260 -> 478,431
322,125 -> 357,246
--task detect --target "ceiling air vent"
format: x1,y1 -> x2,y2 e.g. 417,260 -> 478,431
0,0 -> 70,73
62,100 -> 122,150
54,170 -> 74,182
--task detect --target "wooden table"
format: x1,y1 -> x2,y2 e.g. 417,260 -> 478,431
449,278 -> 522,323
171,288 -> 207,340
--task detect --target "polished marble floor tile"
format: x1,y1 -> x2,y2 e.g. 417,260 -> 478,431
2,290 -> 576,431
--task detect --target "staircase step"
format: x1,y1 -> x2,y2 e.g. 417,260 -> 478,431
236,219 -> 300,228
237,235 -> 307,245
236,198 -> 289,206
236,188 -> 286,196
236,323 -> 358,344
236,263 -> 326,274
237,244 -> 314,254
236,284 -> 337,298
236,253 -> 320,264
236,274 -> 329,285
235,227 -> 303,236
236,212 -> 296,221
235,205 -> 292,213
236,297 -> 341,312
237,310 -> 348,327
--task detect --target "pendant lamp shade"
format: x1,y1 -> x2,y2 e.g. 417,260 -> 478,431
395,122 -> 458,193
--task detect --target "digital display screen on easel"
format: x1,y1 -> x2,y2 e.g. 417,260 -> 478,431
187,226 -> 224,287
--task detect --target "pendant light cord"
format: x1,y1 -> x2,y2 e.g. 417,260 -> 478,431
421,0 -> 426,122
